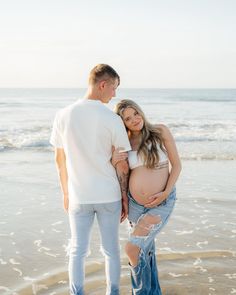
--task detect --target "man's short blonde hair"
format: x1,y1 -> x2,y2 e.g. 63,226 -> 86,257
89,64 -> 120,86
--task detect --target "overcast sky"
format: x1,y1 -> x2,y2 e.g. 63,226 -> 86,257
0,0 -> 236,88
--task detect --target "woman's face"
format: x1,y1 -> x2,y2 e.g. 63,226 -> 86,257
122,107 -> 144,132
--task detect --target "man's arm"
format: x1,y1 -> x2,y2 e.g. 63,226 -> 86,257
115,160 -> 129,222
55,148 -> 69,212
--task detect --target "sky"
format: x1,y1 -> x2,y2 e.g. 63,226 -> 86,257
0,0 -> 236,88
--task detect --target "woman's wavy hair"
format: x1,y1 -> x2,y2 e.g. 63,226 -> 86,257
114,99 -> 166,169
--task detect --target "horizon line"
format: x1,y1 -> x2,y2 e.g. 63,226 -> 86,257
0,87 -> 236,90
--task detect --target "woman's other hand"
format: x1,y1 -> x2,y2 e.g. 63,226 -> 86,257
111,146 -> 128,167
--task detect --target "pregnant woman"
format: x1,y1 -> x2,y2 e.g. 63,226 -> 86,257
112,99 -> 181,295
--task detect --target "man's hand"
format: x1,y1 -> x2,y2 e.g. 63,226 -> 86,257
55,148 -> 69,213
144,191 -> 168,208
63,194 -> 69,212
120,198 -> 128,223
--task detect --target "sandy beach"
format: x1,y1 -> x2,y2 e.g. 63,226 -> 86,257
0,150 -> 235,295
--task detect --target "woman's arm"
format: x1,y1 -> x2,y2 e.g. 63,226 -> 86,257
160,124 -> 182,195
145,124 -> 181,207
55,148 -> 69,212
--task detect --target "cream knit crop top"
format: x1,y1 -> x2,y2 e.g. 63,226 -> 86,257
128,144 -> 168,170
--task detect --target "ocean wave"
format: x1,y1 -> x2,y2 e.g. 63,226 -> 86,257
170,122 -> 230,127
0,126 -> 51,151
176,137 -> 234,142
0,125 -> 235,160
1,141 -> 236,161
181,155 -> 236,160
0,144 -> 235,161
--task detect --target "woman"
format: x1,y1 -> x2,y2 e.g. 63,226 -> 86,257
112,99 -> 181,295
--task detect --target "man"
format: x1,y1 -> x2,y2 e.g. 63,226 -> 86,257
50,64 -> 131,295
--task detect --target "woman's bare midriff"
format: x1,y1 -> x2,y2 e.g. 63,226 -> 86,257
129,165 -> 169,205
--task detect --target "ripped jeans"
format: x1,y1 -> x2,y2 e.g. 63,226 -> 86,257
127,187 -> 176,295
68,201 -> 121,295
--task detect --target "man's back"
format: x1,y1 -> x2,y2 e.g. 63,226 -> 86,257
50,99 -> 130,205
51,64 -> 130,295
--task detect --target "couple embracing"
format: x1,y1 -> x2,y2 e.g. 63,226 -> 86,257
50,64 -> 181,295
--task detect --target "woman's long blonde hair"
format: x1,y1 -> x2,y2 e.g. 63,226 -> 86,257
114,99 -> 166,169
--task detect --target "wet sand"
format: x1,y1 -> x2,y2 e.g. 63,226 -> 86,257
0,150 -> 236,294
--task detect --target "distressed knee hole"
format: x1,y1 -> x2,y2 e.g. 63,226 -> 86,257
125,242 -> 140,256
132,214 -> 161,237
125,242 -> 140,267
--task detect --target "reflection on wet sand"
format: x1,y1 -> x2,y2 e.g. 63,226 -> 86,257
11,250 -> 235,295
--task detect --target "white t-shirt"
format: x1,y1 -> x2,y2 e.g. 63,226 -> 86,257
50,99 -> 131,205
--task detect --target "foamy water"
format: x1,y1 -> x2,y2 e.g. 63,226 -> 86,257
1,88 -> 236,160
0,89 -> 236,294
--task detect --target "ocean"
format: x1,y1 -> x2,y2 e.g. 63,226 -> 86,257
0,88 -> 236,294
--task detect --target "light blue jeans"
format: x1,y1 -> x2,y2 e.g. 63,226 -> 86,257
68,200 -> 122,295
128,187 -> 176,295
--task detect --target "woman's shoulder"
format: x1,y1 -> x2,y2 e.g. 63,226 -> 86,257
153,124 -> 172,140
154,123 -> 169,133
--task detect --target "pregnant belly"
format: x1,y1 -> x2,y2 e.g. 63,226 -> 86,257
129,166 -> 169,205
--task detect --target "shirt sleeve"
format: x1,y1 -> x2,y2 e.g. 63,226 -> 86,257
112,115 -> 131,152
50,112 -> 64,148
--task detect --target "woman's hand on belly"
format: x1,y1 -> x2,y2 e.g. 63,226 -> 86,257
144,191 -> 168,208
